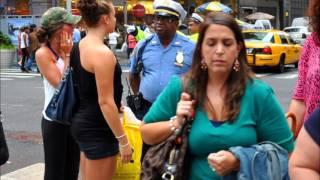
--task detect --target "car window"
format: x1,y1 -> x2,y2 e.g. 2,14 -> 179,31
243,32 -> 273,43
279,34 -> 289,44
262,22 -> 271,29
284,28 -> 300,33
270,36 -> 275,43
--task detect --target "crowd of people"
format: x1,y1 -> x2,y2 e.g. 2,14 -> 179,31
18,0 -> 319,179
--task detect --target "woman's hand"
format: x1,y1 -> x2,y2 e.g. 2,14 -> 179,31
208,150 -> 240,176
176,92 -> 196,124
119,102 -> 125,113
119,142 -> 133,164
60,31 -> 73,58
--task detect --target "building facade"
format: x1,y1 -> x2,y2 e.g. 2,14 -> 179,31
0,0 -> 309,28
290,0 -> 309,24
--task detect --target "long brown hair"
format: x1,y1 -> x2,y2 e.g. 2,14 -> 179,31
308,0 -> 320,36
184,12 -> 254,121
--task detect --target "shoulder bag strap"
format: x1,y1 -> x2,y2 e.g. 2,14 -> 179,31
134,35 -> 154,73
47,43 -> 59,61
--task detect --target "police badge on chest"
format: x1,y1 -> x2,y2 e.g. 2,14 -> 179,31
174,51 -> 184,67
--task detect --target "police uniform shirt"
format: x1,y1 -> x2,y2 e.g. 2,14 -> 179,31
129,33 -> 195,103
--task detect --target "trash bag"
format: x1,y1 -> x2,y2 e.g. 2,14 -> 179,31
113,107 -> 142,180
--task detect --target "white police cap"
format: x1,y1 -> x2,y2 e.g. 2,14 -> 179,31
153,0 -> 187,21
190,13 -> 204,24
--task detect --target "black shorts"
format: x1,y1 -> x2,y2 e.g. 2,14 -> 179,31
77,141 -> 119,160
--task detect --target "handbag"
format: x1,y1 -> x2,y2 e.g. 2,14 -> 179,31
125,78 -> 151,119
0,111 -> 9,166
45,66 -> 76,125
126,77 -> 143,115
141,118 -> 192,180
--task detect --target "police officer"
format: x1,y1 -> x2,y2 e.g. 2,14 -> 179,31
188,13 -> 204,42
128,0 -> 195,161
129,0 -> 195,120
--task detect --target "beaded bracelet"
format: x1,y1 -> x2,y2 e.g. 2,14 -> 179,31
116,134 -> 126,139
119,142 -> 130,148
169,118 -> 181,134
169,119 -> 177,132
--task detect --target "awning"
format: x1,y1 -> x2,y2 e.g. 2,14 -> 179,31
115,1 -> 154,14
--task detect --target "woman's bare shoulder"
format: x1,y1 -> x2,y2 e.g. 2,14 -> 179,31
91,45 -> 116,64
35,47 -> 55,62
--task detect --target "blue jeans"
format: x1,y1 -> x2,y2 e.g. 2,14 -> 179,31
26,50 -> 36,70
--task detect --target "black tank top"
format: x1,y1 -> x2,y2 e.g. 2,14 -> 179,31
71,43 -> 123,110
70,43 -> 123,143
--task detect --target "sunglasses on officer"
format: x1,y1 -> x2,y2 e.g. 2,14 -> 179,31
154,15 -> 178,23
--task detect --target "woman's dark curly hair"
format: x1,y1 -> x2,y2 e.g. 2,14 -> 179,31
36,24 -> 63,43
77,0 -> 112,27
308,0 -> 320,36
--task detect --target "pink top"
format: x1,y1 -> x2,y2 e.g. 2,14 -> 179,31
292,32 -> 320,121
128,34 -> 137,49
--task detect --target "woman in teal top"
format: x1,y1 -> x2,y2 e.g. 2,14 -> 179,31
140,12 -> 294,179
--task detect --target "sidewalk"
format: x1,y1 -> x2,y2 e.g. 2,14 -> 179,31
1,163 -> 44,180
115,50 -> 130,67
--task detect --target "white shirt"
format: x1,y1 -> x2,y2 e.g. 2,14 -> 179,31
42,57 -> 65,121
20,32 -> 29,48
108,32 -> 120,45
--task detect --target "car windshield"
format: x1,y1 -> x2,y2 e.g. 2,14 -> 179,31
292,17 -> 309,26
243,32 -> 273,43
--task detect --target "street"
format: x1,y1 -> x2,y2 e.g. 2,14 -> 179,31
0,65 -> 298,177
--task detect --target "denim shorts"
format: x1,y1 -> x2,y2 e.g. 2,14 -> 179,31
77,141 -> 119,160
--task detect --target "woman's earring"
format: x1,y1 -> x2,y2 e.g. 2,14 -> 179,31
233,58 -> 240,72
201,59 -> 208,70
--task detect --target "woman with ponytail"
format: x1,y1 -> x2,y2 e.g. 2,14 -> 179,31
71,0 -> 132,179
35,7 -> 81,180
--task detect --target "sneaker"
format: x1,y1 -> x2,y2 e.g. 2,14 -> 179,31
21,68 -> 29,73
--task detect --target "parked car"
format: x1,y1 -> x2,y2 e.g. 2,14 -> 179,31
283,26 -> 311,45
243,30 -> 302,73
254,19 -> 273,30
240,22 -> 255,30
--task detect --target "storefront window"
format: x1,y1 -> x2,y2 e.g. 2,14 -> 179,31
5,0 -> 30,15
59,0 -> 79,15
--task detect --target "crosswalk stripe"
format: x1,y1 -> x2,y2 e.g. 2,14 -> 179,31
122,69 -> 129,73
0,72 -> 41,77
0,78 -> 13,81
0,69 -> 21,72
1,75 -> 34,78
0,69 -> 40,81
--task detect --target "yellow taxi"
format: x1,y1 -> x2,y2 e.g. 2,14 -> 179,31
243,30 -> 302,73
